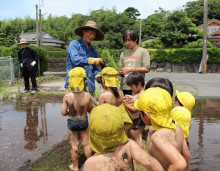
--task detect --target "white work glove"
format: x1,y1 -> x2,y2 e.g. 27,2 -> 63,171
20,63 -> 23,68
31,61 -> 36,66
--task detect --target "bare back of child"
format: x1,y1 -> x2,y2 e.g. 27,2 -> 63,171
61,67 -> 93,171
96,67 -> 123,107
135,87 -> 190,171
98,88 -> 124,106
148,125 -> 190,170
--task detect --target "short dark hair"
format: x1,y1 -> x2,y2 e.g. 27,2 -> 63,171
123,29 -> 139,44
126,72 -> 145,87
144,77 -> 173,97
175,96 -> 183,106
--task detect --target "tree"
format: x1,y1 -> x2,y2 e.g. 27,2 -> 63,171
141,8 -> 167,38
159,10 -> 199,47
123,7 -> 140,19
184,0 -> 220,26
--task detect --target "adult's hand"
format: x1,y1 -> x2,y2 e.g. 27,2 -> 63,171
88,58 -> 105,66
20,63 -> 23,68
119,67 -> 132,75
31,61 -> 36,66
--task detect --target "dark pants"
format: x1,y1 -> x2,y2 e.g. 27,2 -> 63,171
22,66 -> 37,90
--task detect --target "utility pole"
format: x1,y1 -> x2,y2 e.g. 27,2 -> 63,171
36,5 -> 39,46
201,0 -> 208,74
39,9 -> 42,48
139,19 -> 142,46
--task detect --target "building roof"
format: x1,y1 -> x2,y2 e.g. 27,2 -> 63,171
197,18 -> 220,29
142,36 -> 157,42
19,32 -> 65,45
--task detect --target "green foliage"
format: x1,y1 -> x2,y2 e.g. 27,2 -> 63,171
0,47 -> 10,56
47,50 -> 67,58
43,46 -> 65,51
100,50 -> 119,69
185,0 -> 220,26
142,39 -> 165,49
148,48 -> 220,64
184,39 -> 212,48
217,41 -> 220,48
207,48 -> 220,63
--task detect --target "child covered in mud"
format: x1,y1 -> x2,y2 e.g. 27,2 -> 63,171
82,103 -> 164,171
96,67 -> 124,107
61,67 -> 93,171
134,87 -> 191,170
122,72 -> 145,147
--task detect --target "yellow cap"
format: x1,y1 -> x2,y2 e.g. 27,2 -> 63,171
171,106 -> 191,138
176,90 -> 195,111
89,103 -> 132,153
68,67 -> 87,92
134,87 -> 176,131
96,67 -> 119,87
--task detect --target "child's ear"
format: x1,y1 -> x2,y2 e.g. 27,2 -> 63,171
141,111 -> 151,125
101,78 -> 107,89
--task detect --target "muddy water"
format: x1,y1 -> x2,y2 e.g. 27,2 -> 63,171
189,98 -> 220,171
0,98 -> 220,171
0,100 -> 68,171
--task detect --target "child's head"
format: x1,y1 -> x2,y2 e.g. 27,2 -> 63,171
126,72 -> 144,93
89,103 -> 132,153
145,77 -> 173,97
96,67 -> 120,98
171,106 -> 191,138
175,90 -> 195,112
96,67 -> 119,87
68,67 -> 87,92
134,87 -> 176,131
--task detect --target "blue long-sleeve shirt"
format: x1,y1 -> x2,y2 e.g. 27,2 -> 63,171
64,38 -> 100,91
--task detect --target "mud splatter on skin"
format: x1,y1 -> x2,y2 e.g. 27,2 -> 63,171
122,153 -> 128,161
79,106 -> 84,116
69,105 -> 77,117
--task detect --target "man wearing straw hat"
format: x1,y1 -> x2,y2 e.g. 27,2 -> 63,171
18,39 -> 38,94
64,20 -> 105,94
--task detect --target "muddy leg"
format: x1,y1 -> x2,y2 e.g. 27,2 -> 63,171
80,128 -> 92,159
69,130 -> 79,171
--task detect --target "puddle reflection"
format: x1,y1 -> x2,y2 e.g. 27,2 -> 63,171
0,100 -> 67,171
189,98 -> 220,171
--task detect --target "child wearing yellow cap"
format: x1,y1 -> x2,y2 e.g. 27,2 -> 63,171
175,90 -> 195,112
82,103 -> 164,171
96,67 -> 124,107
122,72 -> 145,148
174,90 -> 195,147
61,67 -> 93,171
134,87 -> 190,171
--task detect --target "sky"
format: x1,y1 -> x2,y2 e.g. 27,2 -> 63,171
0,0 -> 196,20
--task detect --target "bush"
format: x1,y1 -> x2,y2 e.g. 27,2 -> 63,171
142,39 -> 165,49
0,47 -> 10,57
184,39 -> 212,48
47,51 -> 67,58
148,48 -> 220,64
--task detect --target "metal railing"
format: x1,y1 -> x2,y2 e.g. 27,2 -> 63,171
0,56 -> 20,85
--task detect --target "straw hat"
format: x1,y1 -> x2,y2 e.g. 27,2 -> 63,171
74,20 -> 104,41
17,38 -> 30,45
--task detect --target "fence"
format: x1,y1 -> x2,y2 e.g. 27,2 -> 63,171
0,56 -> 20,85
